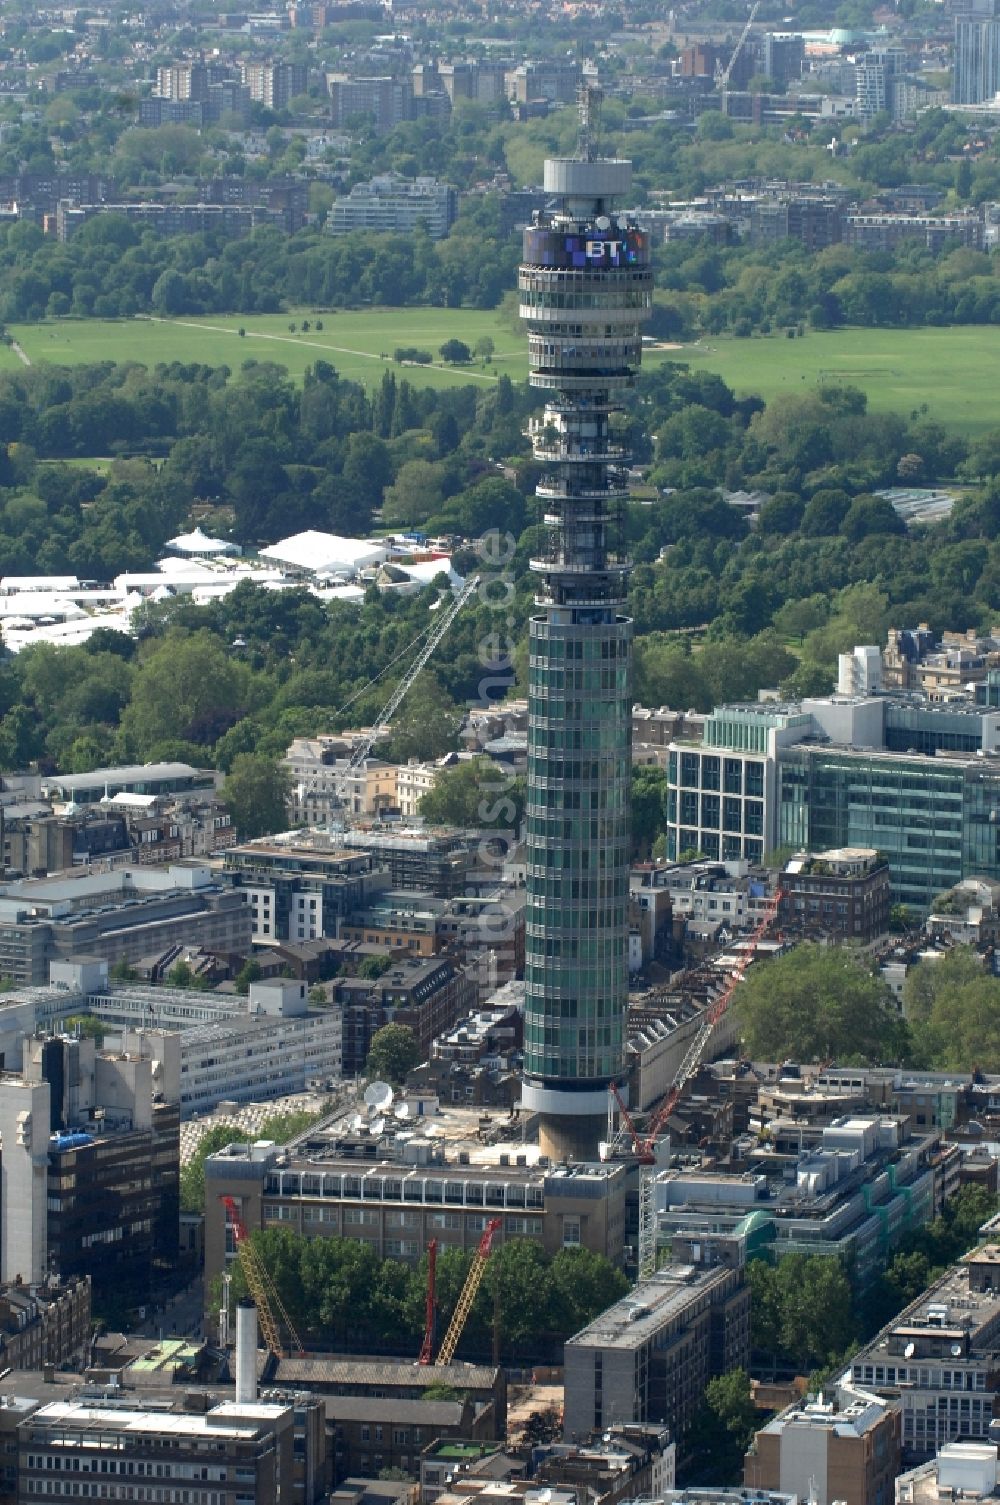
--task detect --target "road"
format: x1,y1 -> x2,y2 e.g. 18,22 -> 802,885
135,1275 -> 210,1344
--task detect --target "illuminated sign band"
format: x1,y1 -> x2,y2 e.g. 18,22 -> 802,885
522,227 -> 650,269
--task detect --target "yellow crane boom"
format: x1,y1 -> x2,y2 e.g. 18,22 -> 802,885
435,1218 -> 502,1366
222,1195 -> 304,1358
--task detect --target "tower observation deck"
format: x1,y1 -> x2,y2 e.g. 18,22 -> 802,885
519,148 -> 652,1161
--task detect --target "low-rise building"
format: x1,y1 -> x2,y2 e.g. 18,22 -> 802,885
0,1277 -> 90,1372
896,1440 -> 1000,1505
780,847 -> 892,943
745,1390 -> 901,1505
333,955 -> 477,1075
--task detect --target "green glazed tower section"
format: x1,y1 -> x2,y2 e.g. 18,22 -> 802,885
519,156 -> 652,1161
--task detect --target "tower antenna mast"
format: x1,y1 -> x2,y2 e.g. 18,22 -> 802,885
577,83 -> 603,163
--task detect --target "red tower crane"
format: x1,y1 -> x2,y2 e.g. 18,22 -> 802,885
604,885 -> 783,1276
418,1239 -> 438,1365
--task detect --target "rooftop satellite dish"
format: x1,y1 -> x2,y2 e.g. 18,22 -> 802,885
395,1102 -> 410,1120
364,1080 -> 393,1112
904,1342 -> 915,1358
370,1116 -> 386,1136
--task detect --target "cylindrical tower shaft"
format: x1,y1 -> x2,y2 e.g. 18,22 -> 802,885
519,154 -> 652,1161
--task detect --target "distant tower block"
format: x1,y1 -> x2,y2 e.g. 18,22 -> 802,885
518,143 -> 652,1161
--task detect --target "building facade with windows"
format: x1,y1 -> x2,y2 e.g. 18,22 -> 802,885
203,1134 -> 627,1296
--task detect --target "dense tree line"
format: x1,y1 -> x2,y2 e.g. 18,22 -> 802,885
3,354 -> 1000,782
222,1229 -> 627,1361
0,206 -> 518,323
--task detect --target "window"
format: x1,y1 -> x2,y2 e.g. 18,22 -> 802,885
562,1216 -> 581,1247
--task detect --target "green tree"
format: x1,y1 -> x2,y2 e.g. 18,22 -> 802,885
686,1369 -> 758,1484
439,339 -> 471,364
365,1022 -> 421,1083
358,954 -> 394,980
180,1123 -> 252,1213
734,942 -> 908,1064
631,765 -> 668,856
904,945 -> 1000,1070
382,673 -> 462,762
119,630 -> 250,755
222,753 -> 291,840
235,959 -> 263,995
419,757 -> 524,832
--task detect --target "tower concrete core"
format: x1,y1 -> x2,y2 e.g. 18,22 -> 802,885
518,151 -> 652,1161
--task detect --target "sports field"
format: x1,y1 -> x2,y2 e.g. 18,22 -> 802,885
677,326 -> 1000,435
2,316 -> 996,433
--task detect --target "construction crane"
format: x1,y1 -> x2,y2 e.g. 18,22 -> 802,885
294,574 -> 481,829
434,1218 -> 502,1367
418,1238 -> 438,1365
221,1195 -> 305,1360
716,0 -> 761,92
603,885 -> 783,1278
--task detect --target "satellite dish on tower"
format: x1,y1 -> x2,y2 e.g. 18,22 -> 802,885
951,1342 -> 963,1356
371,1117 -> 386,1136
395,1102 -> 410,1120
364,1081 -> 393,1113
904,1342 -> 915,1358
598,1141 -> 609,1162
351,1114 -> 364,1132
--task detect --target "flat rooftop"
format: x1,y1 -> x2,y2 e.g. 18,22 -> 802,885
565,1266 -> 725,1351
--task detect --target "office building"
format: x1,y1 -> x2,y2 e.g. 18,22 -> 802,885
17,1395 -> 296,1505
745,1391 -> 901,1505
518,138 -> 652,1160
0,865 -> 250,985
954,9 -> 1000,103
856,48 -> 907,120
328,175 -> 458,239
849,1245 -> 1000,1459
563,1258 -> 750,1447
203,1116 -> 627,1295
665,693 -> 1000,912
653,1117 -> 942,1281
0,1032 -> 179,1300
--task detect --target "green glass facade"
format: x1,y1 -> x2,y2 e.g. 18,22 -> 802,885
520,156 -> 652,1113
778,748 -> 1000,911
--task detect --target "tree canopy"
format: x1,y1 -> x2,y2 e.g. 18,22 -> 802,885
364,1022 -> 421,1084
903,946 -> 1000,1071
733,942 -> 908,1065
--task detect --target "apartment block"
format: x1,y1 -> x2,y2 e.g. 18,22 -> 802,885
223,838 -> 390,946
333,954 -> 477,1074
328,175 -> 458,239
781,848 -> 892,943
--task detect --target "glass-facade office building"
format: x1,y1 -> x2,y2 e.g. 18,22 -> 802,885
778,748 -> 1000,912
520,152 -> 652,1159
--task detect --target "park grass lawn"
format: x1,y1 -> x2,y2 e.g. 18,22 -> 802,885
7,309 -> 529,391
674,326 -> 1000,436
6,316 -> 997,435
